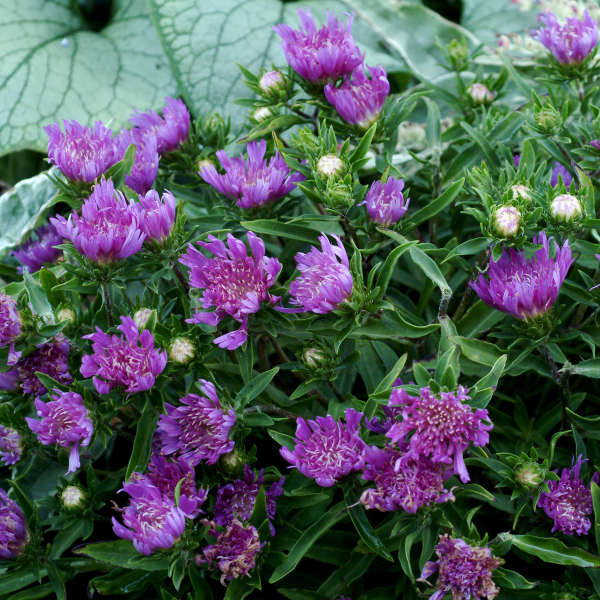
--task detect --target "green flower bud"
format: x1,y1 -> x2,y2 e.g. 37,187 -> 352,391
169,336 -> 195,364
61,485 -> 86,509
515,461 -> 545,488
550,193 -> 582,222
317,154 -> 344,177
493,205 -> 521,237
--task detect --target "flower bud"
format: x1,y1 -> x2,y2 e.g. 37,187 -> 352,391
302,347 -> 327,368
169,336 -> 195,364
197,158 -> 214,173
61,485 -> 86,509
511,184 -> 531,202
252,107 -> 272,122
551,194 -> 582,222
468,83 -> 496,105
515,461 -> 545,488
220,449 -> 245,474
57,308 -> 76,324
446,38 -> 468,70
396,122 -> 426,151
493,205 -> 521,237
133,308 -> 154,330
534,104 -> 560,133
259,70 -> 285,94
317,154 -> 344,177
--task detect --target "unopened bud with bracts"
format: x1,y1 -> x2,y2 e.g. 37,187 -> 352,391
133,308 -> 154,330
493,205 -> 521,238
61,485 -> 86,509
259,71 -> 285,95
515,461 -> 545,488
169,336 -> 195,364
551,194 -> 582,223
316,154 -> 344,177
511,184 -> 531,202
469,83 -> 496,105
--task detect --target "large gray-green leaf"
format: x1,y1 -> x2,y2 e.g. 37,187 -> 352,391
0,169 -> 57,255
0,0 -> 176,156
148,0 -> 401,131
345,0 -> 480,82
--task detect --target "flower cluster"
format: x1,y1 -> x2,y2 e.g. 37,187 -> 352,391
157,379 -> 236,465
0,292 -> 21,365
538,456 -> 598,536
81,316 -> 167,394
200,139 -> 303,209
0,490 -> 28,559
470,232 -> 573,320
18,336 -> 72,396
12,224 -> 63,273
179,232 -> 282,350
0,426 -> 22,466
363,177 -> 410,227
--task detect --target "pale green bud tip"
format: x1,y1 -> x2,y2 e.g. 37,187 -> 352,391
511,184 -> 531,201
551,194 -> 582,222
469,83 -> 496,104
57,308 -> 76,323
317,154 -> 344,176
302,347 -> 327,368
252,107 -> 272,122
259,70 -> 285,93
169,337 -> 195,364
515,461 -> 545,487
61,485 -> 85,508
494,205 -> 521,237
133,308 -> 154,330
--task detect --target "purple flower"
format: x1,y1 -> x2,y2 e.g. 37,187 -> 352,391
420,535 -> 501,600
112,479 -> 187,555
286,234 -> 353,314
51,179 -> 146,263
274,9 -> 363,83
590,139 -> 600,150
129,97 -> 190,154
179,232 -> 282,350
12,224 -> 63,273
386,386 -> 492,483
513,154 -> 520,167
44,120 -> 123,182
119,130 -> 159,195
26,390 -> 93,474
470,232 -> 573,320
137,189 -> 176,242
131,454 -> 207,519
157,379 -> 236,466
0,292 -> 21,365
538,456 -> 598,536
281,408 -> 366,487
551,162 -> 573,188
324,65 -> 390,127
532,10 -> 598,65
364,177 -> 410,227
80,316 -> 167,394
198,519 -> 264,585
200,140 -> 303,209
0,369 -> 18,391
0,426 -> 22,466
360,446 -> 453,513
214,466 -> 285,536
18,336 -> 72,397
0,489 -> 28,559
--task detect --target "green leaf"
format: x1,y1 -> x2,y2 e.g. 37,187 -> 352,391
7,583 -> 54,600
0,170 -> 57,255
125,399 -> 158,480
406,178 -> 464,229
223,579 -> 255,600
50,519 -> 91,559
269,502 -> 346,583
0,0 -> 176,155
241,220 -> 324,244
75,540 -> 169,571
46,561 -> 66,600
492,567 -> 536,590
469,354 -> 507,408
250,486 -> 269,531
373,241 -> 416,298
591,482 -> 600,553
268,429 -> 296,450
372,353 -> 407,396
0,566 -> 46,594
351,311 -> 439,340
570,359 -> 600,378
349,122 -> 377,168
344,489 -> 393,561
23,269 -> 53,321
507,534 -> 600,567
566,408 -> 600,440
234,367 -> 279,409
408,245 -> 451,295
451,335 -> 503,366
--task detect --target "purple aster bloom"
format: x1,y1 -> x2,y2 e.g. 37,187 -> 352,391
420,535 -> 502,600
281,408 -> 366,487
0,292 -> 21,366
157,379 -> 236,466
12,224 -> 63,273
513,154 -> 520,167
360,446 -> 454,513
538,455 -> 598,536
18,336 -> 72,397
214,465 -> 284,536
386,386 -> 492,483
80,316 -> 167,394
118,130 -> 159,195
131,454 -> 207,519
129,97 -> 190,154
137,189 -> 176,243
179,232 -> 282,350
200,140 -> 303,209
51,178 -> 146,263
324,64 -> 390,128
470,232 -> 573,320
590,139 -> 600,150
363,177 -> 410,227
112,478 -> 186,555
44,120 -> 124,182
551,162 -> 573,188
0,426 -> 22,466
0,369 -> 18,391
0,489 -> 28,559
198,519 -> 264,585
531,10 -> 598,65
26,390 -> 93,474
274,9 -> 363,83
285,234 -> 353,314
